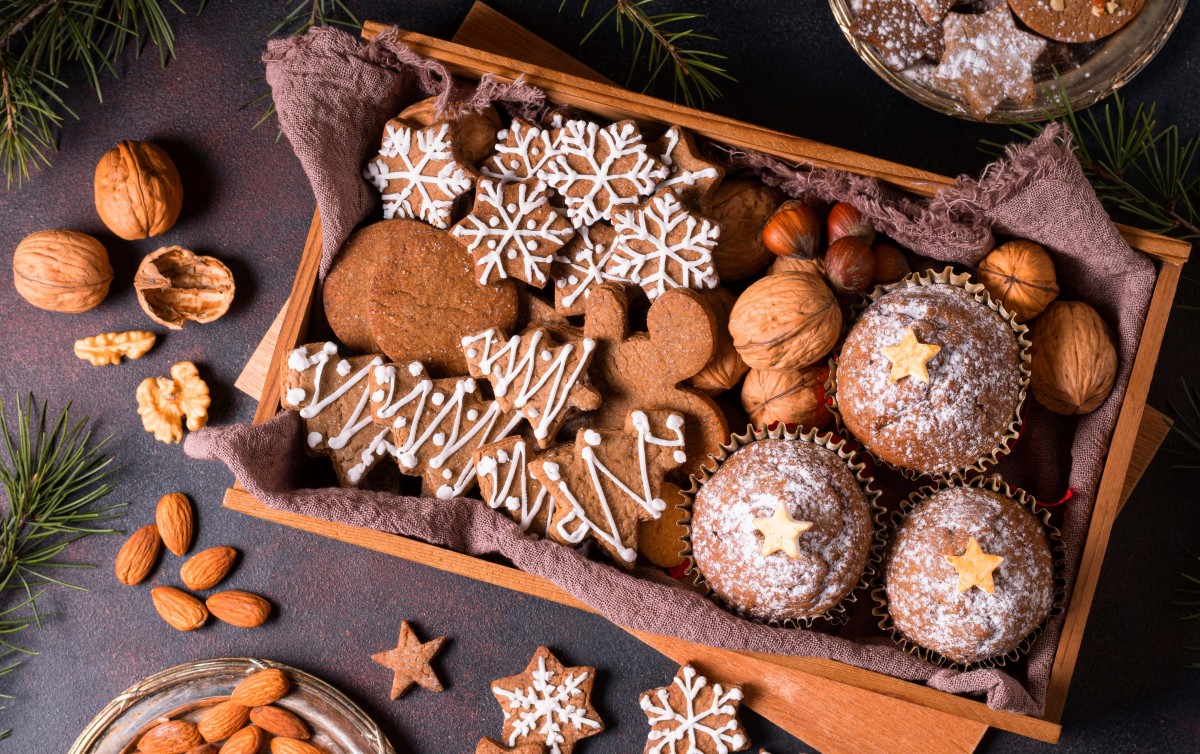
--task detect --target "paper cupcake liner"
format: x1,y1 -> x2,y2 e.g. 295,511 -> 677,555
825,266 -> 1032,480
871,474 -> 1067,671
680,423 -> 887,629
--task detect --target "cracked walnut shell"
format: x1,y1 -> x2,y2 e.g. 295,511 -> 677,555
1029,301 -> 1116,415
137,361 -> 210,444
135,246 -> 235,330
729,271 -> 843,371
94,140 -> 183,240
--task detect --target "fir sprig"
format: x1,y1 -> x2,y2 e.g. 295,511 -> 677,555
983,81 -> 1200,242
0,396 -> 125,736
565,0 -> 734,107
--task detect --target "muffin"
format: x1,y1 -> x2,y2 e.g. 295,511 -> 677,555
833,273 -> 1026,476
883,483 -> 1056,666
689,434 -> 876,624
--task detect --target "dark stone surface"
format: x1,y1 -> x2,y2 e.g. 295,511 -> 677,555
1,1 -> 1198,752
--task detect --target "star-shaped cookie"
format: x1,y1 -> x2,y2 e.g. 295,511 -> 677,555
945,536 -> 1005,594
475,739 -> 547,754
640,664 -> 748,754
364,120 -> 476,228
881,327 -> 941,384
932,6 -> 1047,118
751,500 -> 813,560
371,621 -> 447,699
491,646 -> 604,754
851,0 -> 944,71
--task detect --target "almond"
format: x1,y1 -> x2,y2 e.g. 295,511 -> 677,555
137,719 -> 203,753
197,699 -> 250,742
207,590 -> 271,628
183,747 -> 218,754
231,669 -> 290,706
249,705 -> 309,739
269,739 -> 326,754
151,586 -> 208,631
220,725 -> 265,754
156,492 -> 194,556
115,524 -> 162,585
180,546 -> 237,591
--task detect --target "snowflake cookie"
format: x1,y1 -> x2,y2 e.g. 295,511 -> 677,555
475,739 -> 547,754
364,120 -> 475,228
652,126 -> 724,211
640,665 -> 749,754
550,223 -> 626,316
452,178 -> 575,288
608,190 -> 721,300
475,437 -> 565,538
539,118 -> 668,227
481,118 -> 562,183
491,646 -> 604,754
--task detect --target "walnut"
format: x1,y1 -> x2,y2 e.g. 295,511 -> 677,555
741,365 -> 832,430
134,246 -> 235,330
1029,301 -> 1117,415
729,271 -> 842,371
688,286 -> 749,396
12,230 -> 112,313
706,178 -> 782,281
74,331 -> 157,366
137,361 -> 210,444
769,255 -> 824,277
94,141 -> 183,240
978,240 -> 1059,322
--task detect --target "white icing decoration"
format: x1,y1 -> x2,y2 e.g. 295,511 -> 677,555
481,119 -> 561,182
654,126 -> 720,196
492,653 -> 602,754
452,178 -> 573,286
477,439 -> 555,537
551,224 -> 627,308
640,665 -> 745,754
363,122 -> 473,228
307,432 -> 323,448
608,191 -> 720,299
336,359 -> 351,376
285,388 -> 306,405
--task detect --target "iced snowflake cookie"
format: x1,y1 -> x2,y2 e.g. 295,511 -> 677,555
530,409 -> 686,567
475,437 -> 565,537
932,6 -> 1046,118
462,326 -> 601,445
491,646 -> 604,754
539,119 -> 667,227
640,664 -> 749,754
481,118 -> 562,183
475,740 -> 546,754
364,119 -> 476,228
651,126 -> 723,211
451,178 -> 575,287
608,189 -> 721,300
550,223 -> 626,316
366,361 -> 523,499
280,342 -> 389,487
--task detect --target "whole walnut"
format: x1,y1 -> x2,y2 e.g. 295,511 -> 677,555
689,286 -> 749,396
978,240 -> 1059,322
769,255 -> 824,277
741,365 -> 832,430
94,140 -> 183,240
12,230 -> 112,313
1030,301 -> 1117,415
729,271 -> 842,371
706,179 -> 782,281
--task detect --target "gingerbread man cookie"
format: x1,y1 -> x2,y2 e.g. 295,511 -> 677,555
363,120 -> 476,228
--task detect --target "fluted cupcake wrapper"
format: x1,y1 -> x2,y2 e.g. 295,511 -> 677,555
871,473 -> 1068,671
825,266 -> 1033,481
680,422 -> 888,629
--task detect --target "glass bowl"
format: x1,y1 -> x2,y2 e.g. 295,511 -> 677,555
828,0 -> 1188,122
68,657 -> 396,754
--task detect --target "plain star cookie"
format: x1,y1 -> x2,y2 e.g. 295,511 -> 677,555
932,6 -> 1047,118
364,119 -> 476,228
640,665 -> 749,754
651,126 -> 723,211
608,189 -> 722,300
370,620 -> 446,699
491,646 -> 604,754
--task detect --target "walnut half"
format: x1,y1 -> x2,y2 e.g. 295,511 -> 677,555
137,361 -> 210,444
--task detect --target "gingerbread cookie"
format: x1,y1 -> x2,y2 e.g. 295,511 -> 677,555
367,223 -> 518,377
551,223 -> 627,316
531,410 -> 686,567
370,620 -> 446,699
1009,0 -> 1146,43
491,646 -> 604,754
637,481 -> 691,569
367,361 -> 523,499
481,118 -> 562,182
475,436 -> 562,537
475,740 -> 546,754
933,7 -> 1047,118
517,287 -> 571,330
451,178 -> 575,288
280,343 -> 390,487
539,119 -> 667,227
911,0 -> 955,24
640,665 -> 749,754
852,0 -> 944,71
364,120 -> 476,228
462,326 -> 601,445
608,189 -> 722,300
398,97 -> 502,165
651,126 -> 723,211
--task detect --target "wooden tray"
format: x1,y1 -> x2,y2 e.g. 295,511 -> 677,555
224,5 -> 1188,751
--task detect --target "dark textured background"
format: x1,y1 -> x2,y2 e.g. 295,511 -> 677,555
1,2 -> 1199,752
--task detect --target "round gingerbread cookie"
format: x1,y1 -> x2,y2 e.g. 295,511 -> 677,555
368,224 -> 518,376
1008,0 -> 1145,43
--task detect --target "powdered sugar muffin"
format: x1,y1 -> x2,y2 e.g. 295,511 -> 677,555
883,483 -> 1056,665
689,436 -> 875,623
833,274 -> 1026,476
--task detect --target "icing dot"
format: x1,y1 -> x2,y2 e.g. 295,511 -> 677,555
505,496 -> 520,511
497,450 -> 510,463
507,249 -> 518,259
436,485 -> 454,499
467,409 -> 480,421
288,349 -> 309,371
489,217 -> 501,227
400,452 -> 418,468
394,417 -> 407,429
506,202 -> 517,213
322,342 -> 338,355
540,350 -> 552,361
371,389 -> 385,403
408,362 -> 423,376
674,450 -> 688,464
307,432 -> 323,448
433,432 -> 447,446
526,219 -> 537,230
467,348 -> 478,359
584,431 -> 602,446
442,469 -> 452,480
544,462 -> 561,480
556,279 -> 567,289
336,360 -> 351,376
568,275 -> 579,285
285,388 -> 306,405
527,407 -> 539,418
432,392 -> 445,406
478,456 -> 497,475
667,414 -> 685,430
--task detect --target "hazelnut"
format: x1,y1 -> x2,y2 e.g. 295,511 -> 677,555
689,287 -> 749,396
761,200 -> 820,259
134,246 -> 235,330
728,271 -> 842,371
827,201 -> 875,245
978,240 -> 1059,322
12,230 -> 112,313
1029,301 -> 1117,415
871,242 -> 911,284
741,365 -> 832,430
825,236 -> 875,295
94,141 -> 183,240
707,179 -> 782,281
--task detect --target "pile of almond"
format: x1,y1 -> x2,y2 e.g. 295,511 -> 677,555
114,492 -> 272,631
133,668 -> 327,753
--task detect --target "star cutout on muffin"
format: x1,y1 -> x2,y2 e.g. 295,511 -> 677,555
932,6 -> 1047,118
881,327 -> 941,384
371,620 -> 447,699
945,536 -> 1005,594
751,500 -> 813,560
